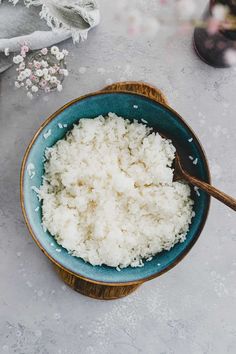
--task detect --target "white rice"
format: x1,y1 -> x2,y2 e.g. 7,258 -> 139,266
40,113 -> 194,268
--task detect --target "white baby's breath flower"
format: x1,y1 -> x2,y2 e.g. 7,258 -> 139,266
56,52 -> 64,61
27,92 -> 33,99
62,49 -> 69,56
24,68 -> 32,77
44,74 -> 51,81
15,81 -> 21,88
4,48 -> 10,56
50,76 -> 58,84
34,61 -> 41,69
212,4 -> 229,21
26,79 -> 32,86
49,67 -> 56,75
33,76 -> 39,83
31,85 -> 39,93
13,55 -> 24,64
12,45 -> 68,99
57,84 -> 63,92
42,68 -> 48,76
51,46 -> 59,55
18,72 -> 26,81
36,69 -> 43,77
41,60 -> 48,68
61,69 -> 69,76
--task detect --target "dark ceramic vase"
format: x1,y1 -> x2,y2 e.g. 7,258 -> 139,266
193,0 -> 236,68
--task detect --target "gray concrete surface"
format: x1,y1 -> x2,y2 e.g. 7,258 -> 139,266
0,1 -> 236,353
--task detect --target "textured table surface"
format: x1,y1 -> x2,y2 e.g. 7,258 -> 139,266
0,1 -> 236,353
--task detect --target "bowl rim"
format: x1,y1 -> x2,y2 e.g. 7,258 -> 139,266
20,88 -> 211,286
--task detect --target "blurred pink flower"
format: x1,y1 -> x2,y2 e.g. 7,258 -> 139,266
34,61 -> 41,69
21,45 -> 29,53
41,48 -> 48,55
19,62 -> 26,71
30,74 -> 37,81
127,25 -> 140,36
178,22 -> 192,34
207,18 -> 220,35
40,79 -> 47,87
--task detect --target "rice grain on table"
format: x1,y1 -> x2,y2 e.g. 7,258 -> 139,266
40,113 -> 194,268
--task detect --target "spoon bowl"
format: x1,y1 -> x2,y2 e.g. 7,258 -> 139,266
174,152 -> 236,211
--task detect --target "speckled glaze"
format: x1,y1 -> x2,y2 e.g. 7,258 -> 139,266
20,85 -> 210,286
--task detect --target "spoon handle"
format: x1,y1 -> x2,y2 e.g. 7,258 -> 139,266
183,173 -> 236,211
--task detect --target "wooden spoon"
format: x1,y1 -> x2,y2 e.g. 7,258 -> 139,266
174,153 -> 236,211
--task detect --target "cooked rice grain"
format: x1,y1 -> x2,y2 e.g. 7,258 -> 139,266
40,113 -> 194,268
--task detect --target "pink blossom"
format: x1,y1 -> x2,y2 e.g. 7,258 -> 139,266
34,61 -> 41,69
21,51 -> 26,58
41,48 -> 48,55
44,87 -> 51,93
40,79 -> 47,87
127,25 -> 140,36
49,67 -> 56,75
30,74 -> 37,81
178,22 -> 192,34
21,45 -> 29,53
19,62 -> 25,71
207,18 -> 220,35
21,45 -> 29,58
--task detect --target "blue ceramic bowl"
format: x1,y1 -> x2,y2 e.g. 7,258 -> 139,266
21,86 -> 210,285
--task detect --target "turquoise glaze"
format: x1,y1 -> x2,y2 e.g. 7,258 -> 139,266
22,92 -> 210,284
